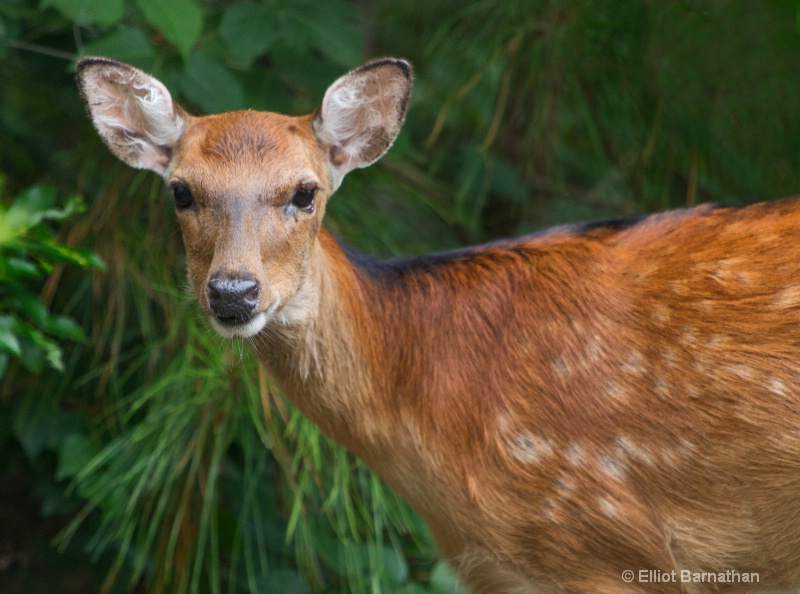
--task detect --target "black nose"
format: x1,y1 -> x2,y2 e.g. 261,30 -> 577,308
207,273 -> 260,323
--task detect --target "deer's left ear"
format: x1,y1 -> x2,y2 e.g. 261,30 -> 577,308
313,58 -> 413,188
77,57 -> 190,177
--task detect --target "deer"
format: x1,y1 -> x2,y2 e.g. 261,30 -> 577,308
77,55 -> 800,594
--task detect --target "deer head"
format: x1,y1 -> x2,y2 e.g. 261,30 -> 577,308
77,57 -> 412,338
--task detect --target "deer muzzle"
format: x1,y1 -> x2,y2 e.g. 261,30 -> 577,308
207,273 -> 260,325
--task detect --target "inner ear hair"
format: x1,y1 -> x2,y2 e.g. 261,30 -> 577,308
313,58 -> 413,180
77,57 -> 189,175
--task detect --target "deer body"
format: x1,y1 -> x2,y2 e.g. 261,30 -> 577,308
78,57 -> 800,593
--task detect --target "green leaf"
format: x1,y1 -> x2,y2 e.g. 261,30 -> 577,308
181,50 -> 245,114
1,185 -> 56,239
44,316 -> 86,342
378,544 -> 409,584
56,433 -> 97,481
79,250 -> 106,270
16,337 -> 45,373
82,25 -> 157,66
45,343 -> 64,370
24,240 -> 105,269
14,399 -> 54,460
220,2 -> 277,68
136,0 -> 202,57
0,316 -> 21,356
5,256 -> 39,278
41,0 -> 123,26
0,188 -> 85,246
430,560 -> 469,593
8,286 -> 49,327
21,298 -> 48,328
13,400 -> 81,461
296,2 -> 362,68
22,326 -> 64,371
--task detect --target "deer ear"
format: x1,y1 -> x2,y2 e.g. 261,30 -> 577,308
313,58 -> 413,188
77,57 -> 189,177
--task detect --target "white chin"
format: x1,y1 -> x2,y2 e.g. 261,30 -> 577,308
209,312 -> 267,338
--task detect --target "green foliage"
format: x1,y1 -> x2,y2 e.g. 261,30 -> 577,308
219,3 -> 277,68
42,0 -> 123,27
136,0 -> 203,58
0,178 -> 102,378
3,0 -> 800,593
0,177 -> 105,593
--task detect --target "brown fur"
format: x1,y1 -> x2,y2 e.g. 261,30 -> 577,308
78,57 -> 800,593
270,203 -> 800,593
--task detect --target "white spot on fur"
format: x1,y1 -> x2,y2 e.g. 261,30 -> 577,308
678,437 -> 696,454
622,350 -> 647,375
541,497 -> 560,521
565,443 -> 586,466
685,383 -> 702,399
670,280 -> 690,296
604,381 -> 630,404
696,299 -> 715,313
727,364 -> 756,382
711,257 -> 752,285
497,416 -> 555,466
555,334 -> 605,374
598,496 -> 619,518
511,432 -> 554,464
554,476 -> 575,496
661,347 -> 680,368
774,286 -> 800,309
652,304 -> 670,324
582,335 -> 603,367
659,447 -> 681,468
707,334 -> 728,346
495,413 -> 511,432
552,356 -> 574,378
654,374 -> 670,397
597,453 -> 627,480
569,319 -> 585,336
615,436 -> 656,467
679,326 -> 699,347
769,378 -> 790,398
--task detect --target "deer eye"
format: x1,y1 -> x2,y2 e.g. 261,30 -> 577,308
170,182 -> 194,210
290,184 -> 317,212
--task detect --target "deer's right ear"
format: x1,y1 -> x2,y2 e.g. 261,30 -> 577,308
77,57 -> 189,177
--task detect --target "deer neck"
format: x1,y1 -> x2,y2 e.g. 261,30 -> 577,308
251,229 -> 393,460
250,227 -> 549,556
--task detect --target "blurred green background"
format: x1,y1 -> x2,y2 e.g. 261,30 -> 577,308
2,0 -> 800,592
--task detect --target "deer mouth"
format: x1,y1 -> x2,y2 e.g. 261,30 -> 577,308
215,313 -> 253,325
206,291 -> 289,338
209,311 -> 268,338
